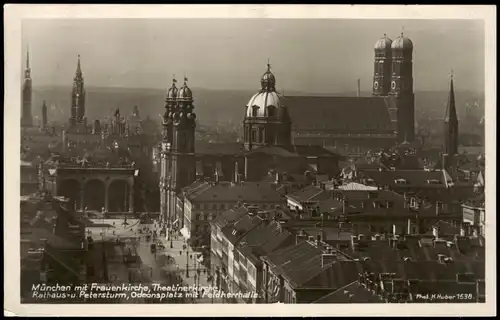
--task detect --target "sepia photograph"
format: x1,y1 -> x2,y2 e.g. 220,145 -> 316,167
4,4 -> 496,317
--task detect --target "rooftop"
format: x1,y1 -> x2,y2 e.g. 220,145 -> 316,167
286,96 -> 395,134
312,281 -> 385,303
184,181 -> 285,203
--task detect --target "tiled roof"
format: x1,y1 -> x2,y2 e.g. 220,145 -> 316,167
303,261 -> 366,289
338,236 -> 485,264
185,181 -> 285,203
358,169 -> 450,188
238,220 -> 294,264
338,182 -> 378,191
312,281 -> 385,303
22,228 -> 80,250
287,185 -> 330,204
286,145 -> 339,157
212,207 -> 248,228
246,145 -> 340,159
246,146 -> 298,158
286,96 -> 395,133
195,141 -> 246,155
262,241 -> 325,288
221,214 -> 261,244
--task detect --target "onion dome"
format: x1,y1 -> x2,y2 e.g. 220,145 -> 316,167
374,34 -> 393,51
177,77 -> 193,100
391,32 -> 413,50
166,77 -> 178,100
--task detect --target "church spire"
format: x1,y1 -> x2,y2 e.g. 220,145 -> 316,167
75,54 -> 83,80
445,70 -> 457,123
24,46 -> 31,79
26,46 -> 30,70
444,70 -> 458,156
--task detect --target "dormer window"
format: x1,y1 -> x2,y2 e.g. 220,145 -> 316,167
267,106 -> 277,117
427,179 -> 440,185
252,106 -> 259,117
394,178 -> 408,185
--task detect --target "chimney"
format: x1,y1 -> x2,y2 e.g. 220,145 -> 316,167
244,156 -> 249,181
342,198 -> 348,214
357,78 -> 361,98
432,226 -> 439,239
295,230 -> 308,245
358,234 -> 365,241
321,253 -> 337,268
392,224 -> 397,236
62,130 -> 67,152
214,170 -> 219,183
275,172 -> 280,184
407,219 -> 412,235
437,254 -> 446,264
435,201 -> 443,215
234,161 -> 239,183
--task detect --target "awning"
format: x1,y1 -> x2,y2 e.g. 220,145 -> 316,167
180,226 -> 190,240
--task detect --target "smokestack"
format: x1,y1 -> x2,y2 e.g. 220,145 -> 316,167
357,79 -> 361,97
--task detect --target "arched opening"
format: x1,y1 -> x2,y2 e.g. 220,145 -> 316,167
84,180 -> 106,211
58,179 -> 81,210
108,180 -> 129,212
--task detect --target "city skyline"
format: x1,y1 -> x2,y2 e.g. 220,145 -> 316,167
22,19 -> 484,93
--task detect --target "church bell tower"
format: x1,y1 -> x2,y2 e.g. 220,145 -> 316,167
70,55 -> 86,127
160,76 -> 196,229
389,32 -> 415,143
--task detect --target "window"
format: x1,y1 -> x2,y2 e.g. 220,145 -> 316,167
251,130 -> 257,142
427,179 -> 440,185
252,106 -> 259,117
394,178 -> 408,185
267,106 -> 277,117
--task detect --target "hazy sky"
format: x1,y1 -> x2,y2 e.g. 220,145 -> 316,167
22,19 -> 485,93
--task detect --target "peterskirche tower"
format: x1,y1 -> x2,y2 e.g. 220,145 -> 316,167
69,54 -> 86,128
444,71 -> 459,156
243,62 -> 291,151
389,32 -> 415,143
160,76 -> 197,229
22,48 -> 33,127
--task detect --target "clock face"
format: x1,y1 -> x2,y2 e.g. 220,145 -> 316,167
391,81 -> 397,90
373,81 -> 379,90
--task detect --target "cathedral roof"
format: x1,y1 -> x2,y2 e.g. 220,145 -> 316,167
285,96 -> 395,134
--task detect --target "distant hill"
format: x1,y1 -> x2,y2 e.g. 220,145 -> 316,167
31,86 -> 484,127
